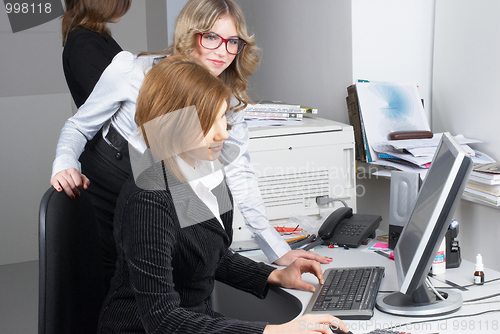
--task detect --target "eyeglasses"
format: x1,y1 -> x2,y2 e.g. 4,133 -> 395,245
197,32 -> 247,55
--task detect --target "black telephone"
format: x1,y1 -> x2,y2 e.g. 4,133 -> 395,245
318,207 -> 382,248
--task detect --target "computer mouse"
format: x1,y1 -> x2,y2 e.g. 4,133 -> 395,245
329,325 -> 353,334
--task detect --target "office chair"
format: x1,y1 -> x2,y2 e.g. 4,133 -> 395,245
38,187 -> 106,334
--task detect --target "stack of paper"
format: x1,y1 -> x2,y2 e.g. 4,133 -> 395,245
463,162 -> 500,207
371,133 -> 481,176
243,101 -> 318,122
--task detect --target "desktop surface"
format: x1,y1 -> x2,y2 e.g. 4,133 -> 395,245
238,242 -> 500,334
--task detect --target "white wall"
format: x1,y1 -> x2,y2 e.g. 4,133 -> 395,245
351,0 -> 436,233
0,1 -> 147,265
432,0 -> 500,270
351,0 -> 435,122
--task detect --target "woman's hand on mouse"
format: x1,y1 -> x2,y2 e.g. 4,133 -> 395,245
263,314 -> 347,333
51,168 -> 90,199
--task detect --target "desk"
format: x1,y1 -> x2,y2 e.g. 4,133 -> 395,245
213,243 -> 500,334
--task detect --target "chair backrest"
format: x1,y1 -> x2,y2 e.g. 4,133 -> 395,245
39,188 -> 106,334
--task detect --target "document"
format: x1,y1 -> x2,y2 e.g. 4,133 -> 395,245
372,133 -> 480,168
355,82 -> 430,162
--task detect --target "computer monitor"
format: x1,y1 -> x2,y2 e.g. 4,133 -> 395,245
376,132 -> 473,317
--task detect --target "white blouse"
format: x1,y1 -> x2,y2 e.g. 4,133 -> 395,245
51,51 -> 291,263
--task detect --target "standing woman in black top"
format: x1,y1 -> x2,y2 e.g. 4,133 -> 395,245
62,0 -> 131,107
60,0 -> 131,290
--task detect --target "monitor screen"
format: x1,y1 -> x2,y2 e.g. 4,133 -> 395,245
377,132 -> 473,317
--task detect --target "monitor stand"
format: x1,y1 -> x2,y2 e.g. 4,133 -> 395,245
376,284 -> 462,317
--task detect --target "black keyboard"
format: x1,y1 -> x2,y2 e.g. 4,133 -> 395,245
304,266 -> 384,320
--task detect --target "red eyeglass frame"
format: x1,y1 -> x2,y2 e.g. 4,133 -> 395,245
196,32 -> 247,55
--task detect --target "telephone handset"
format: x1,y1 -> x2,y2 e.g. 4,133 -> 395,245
318,207 -> 353,239
318,207 -> 382,248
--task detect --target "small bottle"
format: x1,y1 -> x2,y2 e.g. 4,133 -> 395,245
474,254 -> 485,285
431,238 -> 446,275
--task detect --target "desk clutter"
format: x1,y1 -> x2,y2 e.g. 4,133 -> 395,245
347,80 -> 431,165
243,100 -> 317,127
270,206 -> 382,252
346,80 -> 499,208
369,133 -> 480,176
346,81 -> 484,171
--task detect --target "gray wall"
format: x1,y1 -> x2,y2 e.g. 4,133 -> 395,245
235,0 -> 353,124
0,1 -> 148,265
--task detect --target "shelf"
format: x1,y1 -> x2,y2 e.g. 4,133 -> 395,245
357,162 -> 500,210
461,193 -> 500,210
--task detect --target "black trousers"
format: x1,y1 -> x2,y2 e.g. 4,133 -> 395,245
79,125 -> 132,292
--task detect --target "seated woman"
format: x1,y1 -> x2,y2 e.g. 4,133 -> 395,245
98,55 -> 346,334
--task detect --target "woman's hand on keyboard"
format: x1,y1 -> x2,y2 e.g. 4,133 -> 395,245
274,249 -> 333,266
267,258 -> 324,292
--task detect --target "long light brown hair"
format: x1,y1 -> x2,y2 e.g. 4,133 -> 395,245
141,0 -> 260,111
135,55 -> 231,181
62,0 -> 131,46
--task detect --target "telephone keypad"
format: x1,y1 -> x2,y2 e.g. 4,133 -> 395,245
319,211 -> 382,248
339,224 -> 364,237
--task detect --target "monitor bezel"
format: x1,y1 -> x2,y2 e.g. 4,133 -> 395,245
393,132 -> 473,295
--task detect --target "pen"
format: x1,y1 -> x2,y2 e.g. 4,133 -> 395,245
286,235 -> 309,243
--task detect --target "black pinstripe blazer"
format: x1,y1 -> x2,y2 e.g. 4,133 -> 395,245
98,163 -> 275,334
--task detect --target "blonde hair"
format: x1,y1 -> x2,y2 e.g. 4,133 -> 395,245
141,0 -> 260,111
62,0 -> 131,46
135,55 -> 231,181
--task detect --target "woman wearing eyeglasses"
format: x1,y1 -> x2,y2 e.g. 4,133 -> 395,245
98,54 -> 347,334
51,0 -> 332,289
